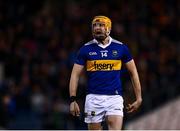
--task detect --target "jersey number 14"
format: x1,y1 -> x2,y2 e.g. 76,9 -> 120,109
101,52 -> 107,57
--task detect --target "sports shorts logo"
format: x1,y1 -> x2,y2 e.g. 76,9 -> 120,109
91,111 -> 96,116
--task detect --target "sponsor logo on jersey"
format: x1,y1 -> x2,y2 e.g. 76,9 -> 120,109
86,60 -> 122,71
94,61 -> 114,70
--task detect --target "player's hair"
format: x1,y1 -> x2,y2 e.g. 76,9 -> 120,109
92,16 -> 112,32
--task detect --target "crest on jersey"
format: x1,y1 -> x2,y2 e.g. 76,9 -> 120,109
112,50 -> 118,57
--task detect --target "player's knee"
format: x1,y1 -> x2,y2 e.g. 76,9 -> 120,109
88,123 -> 102,130
107,122 -> 122,130
106,116 -> 123,130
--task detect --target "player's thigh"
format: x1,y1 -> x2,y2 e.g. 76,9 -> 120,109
88,123 -> 102,130
106,115 -> 123,130
84,94 -> 106,123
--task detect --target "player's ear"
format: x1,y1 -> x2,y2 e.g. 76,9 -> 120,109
106,28 -> 111,35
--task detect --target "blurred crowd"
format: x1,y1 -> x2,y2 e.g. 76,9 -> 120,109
0,0 -> 179,129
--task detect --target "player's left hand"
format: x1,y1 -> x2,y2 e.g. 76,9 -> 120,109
126,99 -> 142,113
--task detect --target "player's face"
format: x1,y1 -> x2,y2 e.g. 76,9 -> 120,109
92,22 -> 108,41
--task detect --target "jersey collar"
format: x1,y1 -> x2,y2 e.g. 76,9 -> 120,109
93,36 -> 112,49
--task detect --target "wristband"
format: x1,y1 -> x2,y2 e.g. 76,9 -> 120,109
70,96 -> 77,103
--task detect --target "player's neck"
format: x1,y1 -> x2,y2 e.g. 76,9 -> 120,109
98,36 -> 110,45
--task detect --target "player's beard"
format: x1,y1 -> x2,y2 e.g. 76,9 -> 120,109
93,32 -> 107,42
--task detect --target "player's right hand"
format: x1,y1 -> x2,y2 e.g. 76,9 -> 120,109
126,99 -> 142,113
70,101 -> 80,116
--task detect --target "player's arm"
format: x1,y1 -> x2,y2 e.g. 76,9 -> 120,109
69,63 -> 84,116
125,59 -> 142,113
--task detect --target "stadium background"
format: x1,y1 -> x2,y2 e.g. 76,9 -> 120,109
0,0 -> 179,129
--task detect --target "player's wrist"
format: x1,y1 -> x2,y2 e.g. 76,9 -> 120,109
136,98 -> 142,104
70,96 -> 77,103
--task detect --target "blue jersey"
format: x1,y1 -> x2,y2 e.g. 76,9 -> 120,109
75,37 -> 133,95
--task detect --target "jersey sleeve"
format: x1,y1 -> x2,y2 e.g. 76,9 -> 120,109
121,44 -> 133,63
75,46 -> 86,65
